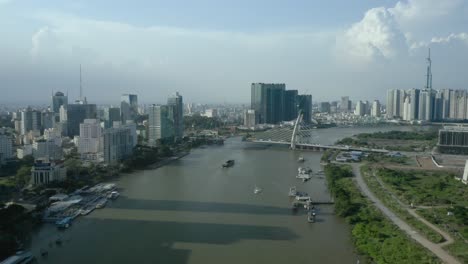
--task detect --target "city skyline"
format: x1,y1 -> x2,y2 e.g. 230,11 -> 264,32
1,0 -> 468,103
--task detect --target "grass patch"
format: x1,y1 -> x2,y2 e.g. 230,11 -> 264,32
325,164 -> 440,264
361,166 -> 445,243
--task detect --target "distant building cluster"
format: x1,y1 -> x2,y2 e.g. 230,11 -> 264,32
247,83 -> 312,127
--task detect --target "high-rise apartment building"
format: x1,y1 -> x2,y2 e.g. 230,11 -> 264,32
121,94 -> 138,123
354,101 -> 365,116
340,96 -> 351,112
0,132 -> 13,165
103,126 -> 133,164
371,100 -> 381,117
297,94 -> 312,122
251,83 -> 286,124
319,102 -> 331,113
20,107 -> 42,135
284,90 -> 298,121
243,110 -> 257,128
167,92 -> 184,140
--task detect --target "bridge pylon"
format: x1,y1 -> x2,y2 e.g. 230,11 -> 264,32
290,112 -> 303,149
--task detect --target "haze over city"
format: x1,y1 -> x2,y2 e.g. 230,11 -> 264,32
1,0 -> 467,104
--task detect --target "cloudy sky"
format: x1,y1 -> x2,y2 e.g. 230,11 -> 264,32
0,0 -> 467,104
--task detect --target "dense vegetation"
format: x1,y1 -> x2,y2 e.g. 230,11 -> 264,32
0,204 -> 40,261
376,168 -> 466,207
325,164 -> 440,263
356,130 -> 438,141
360,166 -> 445,243
184,114 -> 223,130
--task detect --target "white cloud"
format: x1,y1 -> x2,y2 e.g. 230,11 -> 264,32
338,7 -> 406,62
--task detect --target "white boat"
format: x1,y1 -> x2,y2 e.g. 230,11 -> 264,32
298,156 -> 305,162
288,186 -> 297,197
107,191 -> 120,200
96,198 -> 108,209
297,168 -> 312,180
254,186 -> 263,194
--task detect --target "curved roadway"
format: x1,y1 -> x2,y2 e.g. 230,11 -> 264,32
351,163 -> 460,264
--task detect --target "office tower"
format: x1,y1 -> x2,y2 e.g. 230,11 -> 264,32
66,103 -> 97,137
52,91 -> 68,122
284,90 -> 298,121
354,101 -> 365,116
114,120 -> 137,148
20,107 -> 42,135
103,126 -> 133,164
43,128 -> 62,147
30,159 -> 66,186
167,92 -> 184,140
121,94 -> 138,123
104,107 -> 121,129
148,105 -> 174,146
371,100 -> 381,117
319,102 -> 331,113
297,94 -> 312,122
76,119 -> 102,160
340,96 -> 351,112
32,139 -> 62,160
244,110 -> 257,128
0,133 -> 13,165
41,111 -> 55,130
251,83 -> 286,124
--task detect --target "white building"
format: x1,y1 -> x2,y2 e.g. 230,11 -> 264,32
462,160 -> 468,184
371,100 -> 381,117
44,128 -> 63,147
17,144 -> 33,159
354,101 -> 365,116
33,140 -> 63,160
244,109 -> 257,128
30,159 -> 67,186
204,109 -> 218,118
76,119 -> 102,158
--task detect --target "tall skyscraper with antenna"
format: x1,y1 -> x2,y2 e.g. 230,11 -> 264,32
425,48 -> 432,90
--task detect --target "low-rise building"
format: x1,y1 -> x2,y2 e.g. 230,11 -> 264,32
438,126 -> 468,154
30,159 -> 67,186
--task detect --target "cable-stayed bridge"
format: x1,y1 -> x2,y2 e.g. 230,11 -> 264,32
246,113 -> 388,153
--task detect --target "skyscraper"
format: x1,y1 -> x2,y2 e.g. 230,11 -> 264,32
251,83 -> 286,124
371,100 -> 381,117
408,89 -> 420,120
297,94 -> 312,122
418,90 -> 434,121
148,105 -> 174,146
243,110 -> 257,128
167,92 -> 184,140
354,100 -> 365,116
52,91 -> 68,122
20,107 -> 41,135
66,103 -> 97,137
340,96 -> 351,112
386,90 -> 394,119
319,102 -> 331,113
104,107 -> 121,129
103,126 -> 133,164
284,90 -> 298,121
121,94 -> 138,123
76,119 -> 102,159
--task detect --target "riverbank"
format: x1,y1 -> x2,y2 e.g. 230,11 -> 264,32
324,163 -> 441,263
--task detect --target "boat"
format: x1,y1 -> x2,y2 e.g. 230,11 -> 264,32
297,167 -> 312,180
55,217 -> 72,229
1,251 -> 36,264
254,186 -> 263,194
288,186 -> 297,197
298,156 -> 305,162
107,191 -> 120,200
95,198 -> 108,209
307,210 -> 316,223
222,160 -> 235,168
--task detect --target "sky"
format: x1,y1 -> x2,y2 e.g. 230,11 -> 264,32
0,0 -> 467,104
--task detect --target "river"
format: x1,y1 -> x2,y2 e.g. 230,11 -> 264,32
28,125 -> 417,264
